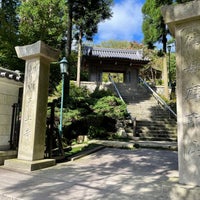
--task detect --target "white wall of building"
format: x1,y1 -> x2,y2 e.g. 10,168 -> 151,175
0,78 -> 23,150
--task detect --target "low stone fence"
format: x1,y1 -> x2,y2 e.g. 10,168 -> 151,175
80,81 -> 168,96
80,81 -> 113,92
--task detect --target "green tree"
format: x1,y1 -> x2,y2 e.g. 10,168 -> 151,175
66,0 -> 73,57
17,0 -> 69,94
142,0 -> 194,52
97,40 -> 130,49
142,0 -> 173,52
17,0 -> 68,48
71,0 -> 113,86
0,0 -> 22,69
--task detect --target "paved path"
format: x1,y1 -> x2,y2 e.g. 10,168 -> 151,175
0,148 -> 200,200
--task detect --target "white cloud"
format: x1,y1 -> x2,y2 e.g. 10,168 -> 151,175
94,0 -> 144,43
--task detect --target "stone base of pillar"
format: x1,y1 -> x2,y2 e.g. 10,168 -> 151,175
0,150 -> 17,165
4,158 -> 56,171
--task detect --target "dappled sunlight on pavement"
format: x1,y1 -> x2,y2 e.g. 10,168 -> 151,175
0,148 -> 199,199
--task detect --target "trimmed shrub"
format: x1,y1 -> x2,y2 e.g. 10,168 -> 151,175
92,96 -> 128,119
49,83 -> 129,143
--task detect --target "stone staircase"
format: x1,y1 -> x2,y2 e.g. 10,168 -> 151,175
115,83 -> 177,141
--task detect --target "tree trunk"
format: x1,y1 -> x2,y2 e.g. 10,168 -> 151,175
66,0 -> 72,57
162,20 -> 167,53
63,0 -> 73,105
76,31 -> 82,87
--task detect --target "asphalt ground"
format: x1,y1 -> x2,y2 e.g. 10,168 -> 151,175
0,147 -> 200,200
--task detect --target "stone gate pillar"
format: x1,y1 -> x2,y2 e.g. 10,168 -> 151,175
4,41 -> 60,171
162,1 -> 200,186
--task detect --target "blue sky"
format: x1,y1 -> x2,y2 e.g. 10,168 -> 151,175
94,0 -> 146,44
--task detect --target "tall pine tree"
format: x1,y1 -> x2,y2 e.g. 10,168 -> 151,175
142,0 -> 173,52
142,0 -> 195,52
71,0 -> 113,86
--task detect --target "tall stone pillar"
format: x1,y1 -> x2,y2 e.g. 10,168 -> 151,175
4,41 -> 60,171
162,1 -> 200,186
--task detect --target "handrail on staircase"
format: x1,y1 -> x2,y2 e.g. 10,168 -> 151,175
108,74 -> 136,133
108,74 -> 125,103
139,77 -> 177,119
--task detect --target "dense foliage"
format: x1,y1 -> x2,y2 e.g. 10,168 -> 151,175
142,0 -> 173,52
72,0 -> 113,41
0,0 -> 113,87
0,0 -> 196,72
49,82 -> 128,143
97,40 -> 130,49
17,0 -> 68,48
0,0 -> 23,70
142,0 -> 194,52
93,96 -> 127,119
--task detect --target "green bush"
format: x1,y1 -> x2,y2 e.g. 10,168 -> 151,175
158,94 -> 177,116
88,126 -> 107,139
90,87 -> 114,99
69,82 -> 90,99
49,84 -> 128,142
93,96 -> 128,119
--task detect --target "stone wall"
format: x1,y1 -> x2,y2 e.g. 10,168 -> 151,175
80,81 -> 167,96
80,81 -> 113,92
0,77 -> 23,150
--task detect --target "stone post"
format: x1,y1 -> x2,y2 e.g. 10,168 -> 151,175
162,56 -> 169,99
4,41 -> 60,171
162,1 -> 200,186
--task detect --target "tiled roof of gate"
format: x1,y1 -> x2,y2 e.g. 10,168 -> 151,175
83,46 -> 149,61
0,67 -> 23,82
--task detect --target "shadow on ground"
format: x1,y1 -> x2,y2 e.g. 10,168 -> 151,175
1,148 -> 194,200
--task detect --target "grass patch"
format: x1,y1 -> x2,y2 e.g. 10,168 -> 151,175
65,143 -> 102,157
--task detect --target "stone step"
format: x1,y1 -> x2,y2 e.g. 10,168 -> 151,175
128,110 -> 171,116
123,96 -> 154,102
136,119 -> 174,124
138,130 -> 177,137
127,106 -> 168,112
134,116 -> 174,121
116,83 -> 177,141
128,105 -> 168,109
136,121 -> 176,128
137,129 -> 177,136
136,122 -> 177,130
138,136 -> 177,142
137,124 -> 177,131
